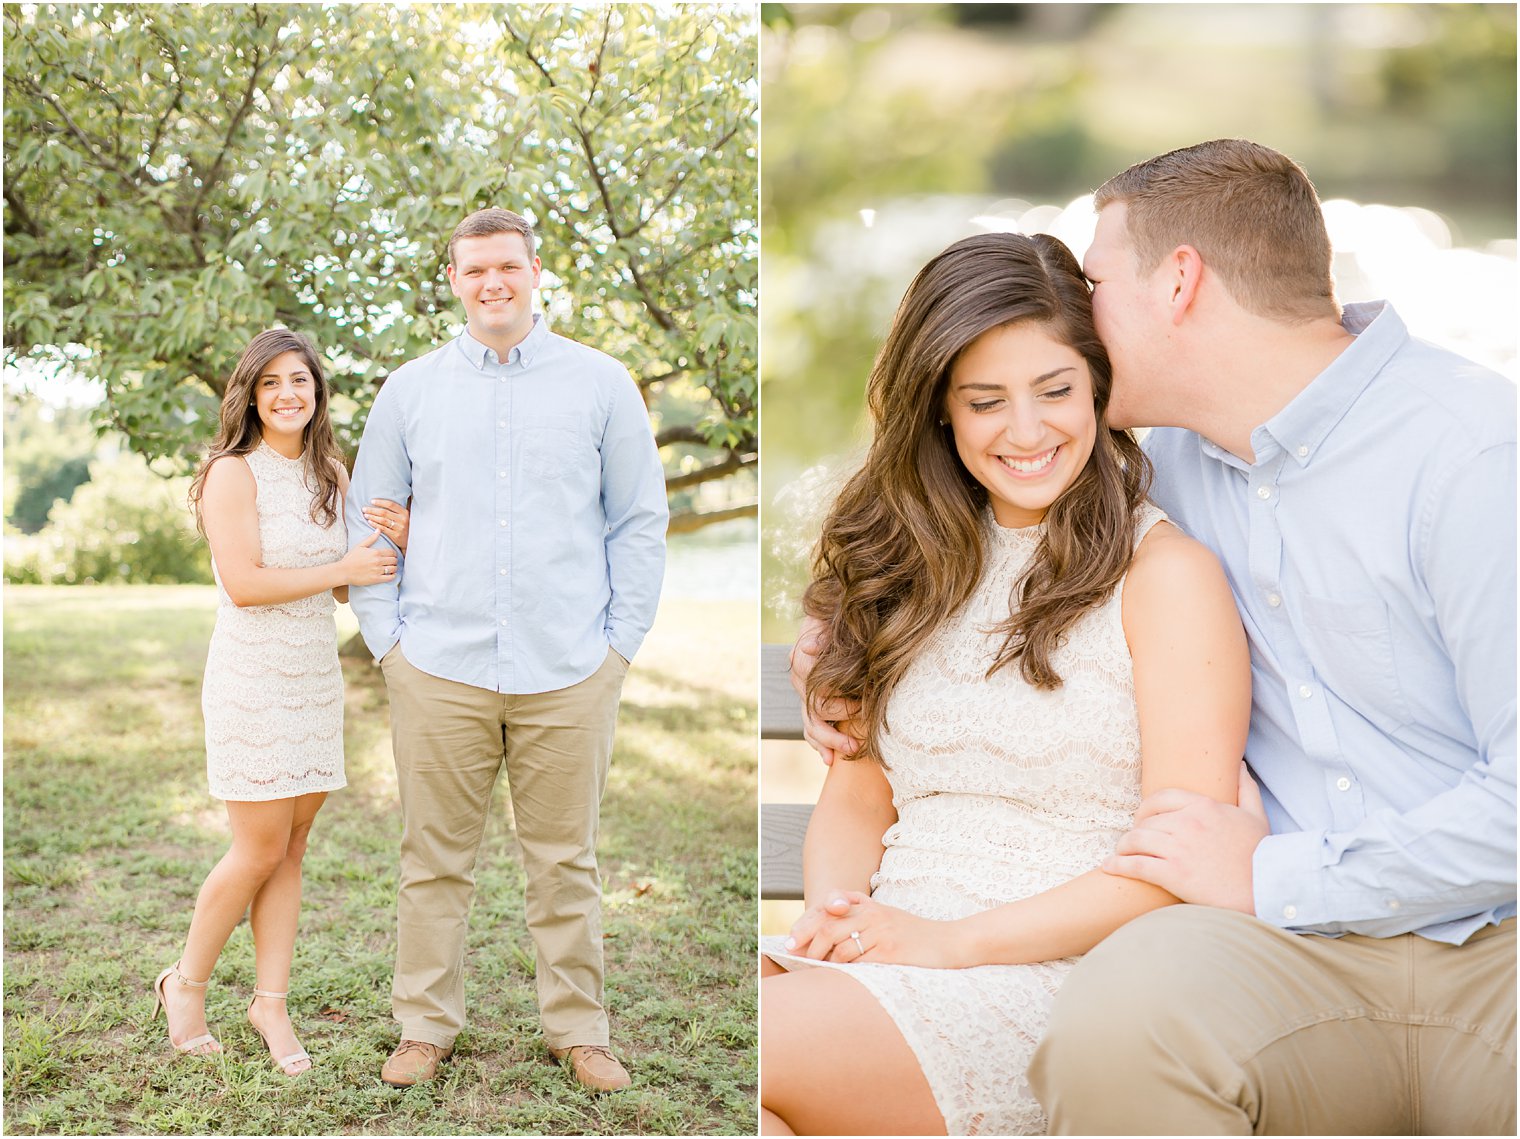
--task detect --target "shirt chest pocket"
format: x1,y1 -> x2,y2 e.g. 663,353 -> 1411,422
1298,594 -> 1414,734
520,413 -> 595,482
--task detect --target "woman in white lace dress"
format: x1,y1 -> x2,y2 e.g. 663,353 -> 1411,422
151,329 -> 403,1075
760,234 -> 1252,1134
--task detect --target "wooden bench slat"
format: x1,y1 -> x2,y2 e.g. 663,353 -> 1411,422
760,642 -> 805,740
763,641 -> 812,900
760,802 -> 813,901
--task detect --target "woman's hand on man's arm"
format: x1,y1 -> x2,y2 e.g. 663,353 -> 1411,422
361,497 -> 411,553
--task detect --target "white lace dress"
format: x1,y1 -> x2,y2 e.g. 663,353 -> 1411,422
763,504 -> 1167,1135
201,442 -> 348,801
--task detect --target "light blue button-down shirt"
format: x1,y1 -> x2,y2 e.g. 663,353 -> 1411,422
346,316 -> 667,695
1145,301 -> 1515,944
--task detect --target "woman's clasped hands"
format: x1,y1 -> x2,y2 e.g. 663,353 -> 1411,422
783,890 -> 964,969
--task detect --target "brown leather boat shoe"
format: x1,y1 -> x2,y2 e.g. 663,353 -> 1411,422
381,1039 -> 454,1087
550,1043 -> 632,1092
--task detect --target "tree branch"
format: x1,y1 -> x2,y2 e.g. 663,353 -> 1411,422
142,21 -> 188,178
499,13 -> 557,86
667,501 -> 757,535
586,8 -> 612,102
3,183 -> 43,240
28,82 -> 124,183
186,11 -> 274,254
664,450 -> 756,492
639,364 -> 689,390
654,424 -> 709,448
501,10 -> 683,336
623,170 -> 690,241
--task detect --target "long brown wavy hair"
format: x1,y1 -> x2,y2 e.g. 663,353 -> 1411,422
803,232 -> 1151,762
187,328 -> 344,534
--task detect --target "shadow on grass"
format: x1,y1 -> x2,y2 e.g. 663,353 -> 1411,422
3,586 -> 757,1136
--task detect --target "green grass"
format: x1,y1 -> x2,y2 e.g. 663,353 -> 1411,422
3,585 -> 757,1135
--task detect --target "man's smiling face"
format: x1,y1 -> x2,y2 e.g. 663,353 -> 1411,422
447,231 -> 542,350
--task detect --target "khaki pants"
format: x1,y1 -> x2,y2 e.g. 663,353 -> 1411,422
380,644 -> 629,1049
1028,905 -> 1516,1135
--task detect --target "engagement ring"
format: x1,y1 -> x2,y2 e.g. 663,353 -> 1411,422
850,931 -> 864,956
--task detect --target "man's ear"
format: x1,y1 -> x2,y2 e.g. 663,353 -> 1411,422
1167,244 -> 1205,326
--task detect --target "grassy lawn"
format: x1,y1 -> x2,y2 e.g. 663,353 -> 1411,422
3,585 -> 757,1135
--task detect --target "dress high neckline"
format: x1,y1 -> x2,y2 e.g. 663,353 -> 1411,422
257,439 -> 305,463
984,508 -> 1044,553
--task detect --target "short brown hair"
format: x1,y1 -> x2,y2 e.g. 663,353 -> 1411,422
448,207 -> 536,266
1095,139 -> 1337,323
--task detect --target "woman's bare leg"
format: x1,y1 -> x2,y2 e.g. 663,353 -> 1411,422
762,1105 -> 796,1135
246,791 -> 327,1072
157,798 -> 297,1052
761,968 -> 946,1137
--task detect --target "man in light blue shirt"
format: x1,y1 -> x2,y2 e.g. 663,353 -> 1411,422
347,208 -> 666,1092
1029,140 -> 1515,1133
1134,300 -> 1514,943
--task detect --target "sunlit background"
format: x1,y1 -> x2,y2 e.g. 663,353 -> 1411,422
759,1 -> 1517,929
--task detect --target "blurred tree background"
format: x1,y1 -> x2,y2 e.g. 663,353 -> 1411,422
5,2 -> 757,582
761,1 -> 1517,639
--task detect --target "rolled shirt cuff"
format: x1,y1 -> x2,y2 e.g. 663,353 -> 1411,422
1253,830 -> 1333,931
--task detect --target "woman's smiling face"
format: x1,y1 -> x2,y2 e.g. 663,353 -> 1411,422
254,350 -> 317,449
943,321 -> 1098,529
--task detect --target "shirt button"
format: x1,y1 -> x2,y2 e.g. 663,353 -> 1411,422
1297,444 -> 1309,458
499,519 -> 507,527
1256,486 -> 1271,500
1283,904 -> 1298,920
1267,593 -> 1282,607
498,471 -> 507,478
499,568 -> 508,576
500,618 -> 509,627
498,420 -> 507,428
1298,684 -> 1312,699
1336,777 -> 1351,792
1387,899 -> 1401,910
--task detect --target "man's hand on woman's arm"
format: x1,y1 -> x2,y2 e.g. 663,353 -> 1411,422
789,613 -> 864,764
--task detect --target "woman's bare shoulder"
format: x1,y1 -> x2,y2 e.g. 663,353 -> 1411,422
1124,519 -> 1236,621
1131,519 -> 1225,583
202,452 -> 255,495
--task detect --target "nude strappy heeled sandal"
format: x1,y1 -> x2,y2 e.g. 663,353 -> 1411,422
151,962 -> 222,1055
247,988 -> 312,1076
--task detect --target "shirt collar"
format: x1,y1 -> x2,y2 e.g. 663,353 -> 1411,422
1259,300 -> 1407,469
456,314 -> 549,370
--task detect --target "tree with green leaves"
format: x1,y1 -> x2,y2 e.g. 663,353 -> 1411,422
4,3 -> 756,532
